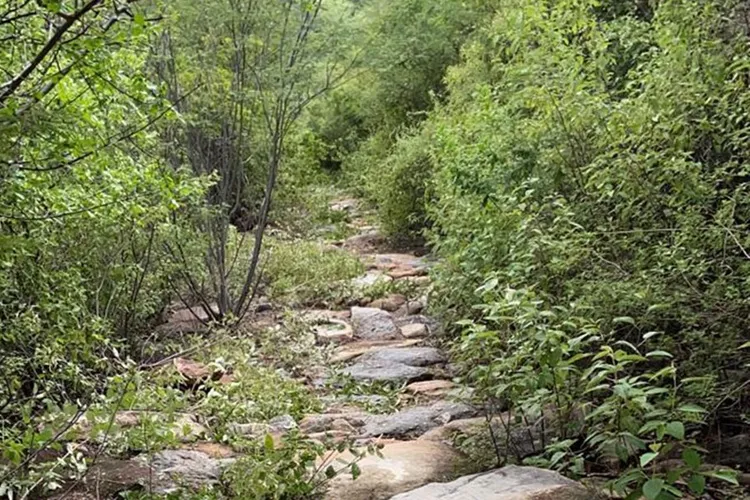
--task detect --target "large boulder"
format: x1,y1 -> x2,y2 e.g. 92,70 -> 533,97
362,401 -> 477,439
391,465 -> 591,500
357,347 -> 445,367
350,307 -> 400,340
57,450 -> 231,499
324,440 -> 461,500
137,449 -> 230,494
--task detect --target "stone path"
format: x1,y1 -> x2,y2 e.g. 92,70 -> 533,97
57,197 -> 591,499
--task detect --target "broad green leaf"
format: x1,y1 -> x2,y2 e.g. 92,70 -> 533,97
642,478 -> 664,500
640,452 -> 658,467
706,469 -> 739,485
688,474 -> 705,494
665,421 -> 685,440
682,448 -> 701,470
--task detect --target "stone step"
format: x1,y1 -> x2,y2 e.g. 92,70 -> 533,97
323,440 -> 462,500
390,465 -> 592,499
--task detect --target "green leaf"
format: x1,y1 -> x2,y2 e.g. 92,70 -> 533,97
646,350 -> 673,359
677,403 -> 707,414
706,469 -> 739,486
642,478 -> 664,500
613,316 -> 636,326
264,433 -> 275,453
682,448 -> 701,470
640,452 -> 658,467
688,474 -> 705,494
325,465 -> 336,479
351,462 -> 361,480
665,421 -> 684,440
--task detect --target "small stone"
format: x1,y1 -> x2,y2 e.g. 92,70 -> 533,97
269,414 -> 297,433
182,442 -> 236,459
400,323 -> 427,338
330,198 -> 358,212
314,319 -> 354,344
300,413 -> 369,434
351,307 -> 401,340
406,380 -> 456,397
173,358 -> 212,384
368,294 -> 407,312
388,268 -> 426,279
351,272 -> 393,290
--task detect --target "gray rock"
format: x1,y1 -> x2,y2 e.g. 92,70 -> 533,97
300,412 -> 370,434
230,414 -> 297,437
351,271 -> 392,291
358,347 -> 445,367
391,465 -> 591,499
137,450 -> 225,494
394,314 -> 442,336
324,440 -> 462,500
399,323 -> 428,338
349,394 -> 389,406
351,307 -> 400,340
340,359 -> 430,384
268,414 -> 297,432
362,401 -> 477,438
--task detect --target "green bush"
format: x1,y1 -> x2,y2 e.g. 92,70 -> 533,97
377,127 -> 435,244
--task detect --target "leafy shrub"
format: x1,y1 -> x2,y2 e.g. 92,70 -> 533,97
454,287 -> 740,498
263,238 -> 364,306
225,432 -> 372,500
377,127 -> 435,244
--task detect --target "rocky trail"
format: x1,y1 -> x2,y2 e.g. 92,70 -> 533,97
56,198 -> 594,500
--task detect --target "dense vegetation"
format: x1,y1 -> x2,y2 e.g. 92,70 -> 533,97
2,0 -> 750,498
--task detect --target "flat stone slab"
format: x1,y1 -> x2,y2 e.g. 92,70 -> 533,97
314,318 -> 354,344
330,339 -> 424,363
362,401 -> 477,439
135,449 -> 231,494
406,380 -> 457,397
391,465 -> 591,499
358,347 -> 445,367
324,440 -> 462,500
340,359 -> 430,384
300,412 -> 370,434
351,307 -> 401,340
